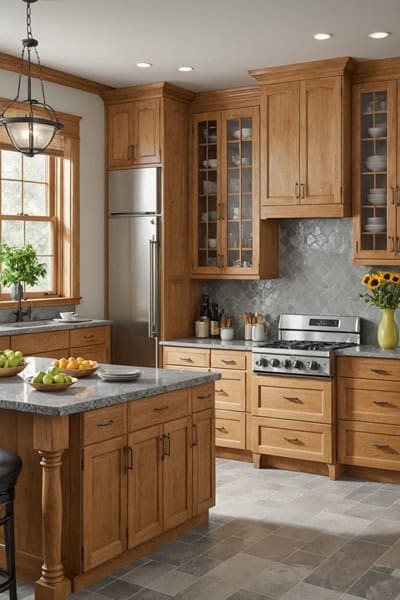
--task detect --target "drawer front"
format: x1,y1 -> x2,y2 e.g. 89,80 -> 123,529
338,357 -> 400,381
0,337 -> 10,350
70,326 -> 106,348
252,375 -> 332,424
338,420 -> 400,471
72,344 -> 109,364
163,347 -> 210,368
252,417 -> 333,463
192,383 -> 214,412
215,409 -> 246,449
11,330 -> 69,354
83,404 -> 127,446
129,388 -> 190,432
211,350 -> 246,370
35,349 -> 69,359
213,369 -> 246,412
338,378 -> 400,425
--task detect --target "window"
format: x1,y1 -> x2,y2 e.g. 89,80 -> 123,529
0,150 -> 57,298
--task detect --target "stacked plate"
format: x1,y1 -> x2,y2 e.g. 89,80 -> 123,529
97,368 -> 142,382
365,216 -> 386,233
366,155 -> 387,172
368,188 -> 387,205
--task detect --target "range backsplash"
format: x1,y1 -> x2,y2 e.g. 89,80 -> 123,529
204,218 -> 392,345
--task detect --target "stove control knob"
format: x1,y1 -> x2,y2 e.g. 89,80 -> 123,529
270,359 -> 280,368
256,358 -> 268,367
283,359 -> 292,368
306,360 -> 319,371
293,360 -> 304,369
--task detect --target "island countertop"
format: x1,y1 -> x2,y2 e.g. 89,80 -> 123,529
0,358 -> 220,416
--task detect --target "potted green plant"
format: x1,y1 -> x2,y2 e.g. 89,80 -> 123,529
0,244 -> 47,301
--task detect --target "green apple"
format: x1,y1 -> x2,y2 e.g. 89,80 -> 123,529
4,360 -> 10,368
48,366 -> 60,376
8,357 -> 19,368
33,371 -> 45,384
14,351 -> 23,361
43,374 -> 54,385
54,374 -> 66,384
0,355 -> 6,368
4,350 -> 14,358
64,375 -> 72,384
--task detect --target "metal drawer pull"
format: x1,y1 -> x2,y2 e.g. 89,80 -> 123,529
295,182 -> 299,199
215,426 -> 227,433
392,185 -> 396,205
371,369 -> 387,375
192,424 -> 198,447
164,433 -> 171,457
283,396 -> 300,402
373,401 -> 391,407
179,357 -> 193,362
84,334 -> 95,339
216,389 -> 227,394
97,419 -> 114,428
198,393 -> 211,399
283,436 -> 300,443
154,405 -> 169,412
159,436 -> 165,460
127,446 -> 133,470
373,443 -> 390,449
221,359 -> 236,364
300,183 -> 305,199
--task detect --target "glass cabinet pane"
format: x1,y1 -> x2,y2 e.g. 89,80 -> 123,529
360,91 -> 388,252
197,119 -> 218,268
226,116 -> 253,268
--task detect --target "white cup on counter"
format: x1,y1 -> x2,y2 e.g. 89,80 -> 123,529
251,324 -> 265,342
220,327 -> 234,341
59,312 -> 78,321
244,323 -> 253,340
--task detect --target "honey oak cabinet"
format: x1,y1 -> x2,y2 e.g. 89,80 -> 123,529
191,108 -> 279,280
251,57 -> 353,218
107,99 -> 161,169
192,408 -> 215,515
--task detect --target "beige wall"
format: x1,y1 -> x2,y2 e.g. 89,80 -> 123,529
0,69 -> 105,318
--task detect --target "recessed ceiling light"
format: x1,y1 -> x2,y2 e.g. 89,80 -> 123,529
136,62 -> 152,68
368,31 -> 390,39
177,66 -> 194,72
313,33 -> 332,40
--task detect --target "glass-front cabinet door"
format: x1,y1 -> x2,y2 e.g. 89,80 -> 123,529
191,108 -> 260,277
353,81 -> 398,264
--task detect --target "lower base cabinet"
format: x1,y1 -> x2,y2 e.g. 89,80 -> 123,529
193,408 -> 215,515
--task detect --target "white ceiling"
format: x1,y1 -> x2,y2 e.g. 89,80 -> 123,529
1,0 -> 400,92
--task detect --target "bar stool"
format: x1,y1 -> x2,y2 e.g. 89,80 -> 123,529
0,449 -> 22,600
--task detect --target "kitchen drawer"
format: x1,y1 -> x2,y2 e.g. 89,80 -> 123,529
338,357 -> 400,381
338,420 -> 400,471
163,346 -> 210,369
252,375 -> 332,424
211,350 -> 247,371
129,388 -> 190,432
0,337 -> 10,350
338,377 -> 400,425
11,330 -> 69,354
252,417 -> 333,463
72,344 -> 109,364
215,409 -> 246,449
192,383 -> 214,412
70,326 -> 107,348
82,404 -> 127,446
212,369 -> 246,412
35,349 -> 69,359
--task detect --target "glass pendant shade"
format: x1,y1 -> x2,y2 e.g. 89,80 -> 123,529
1,111 -> 62,157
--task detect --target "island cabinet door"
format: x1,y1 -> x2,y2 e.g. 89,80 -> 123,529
192,409 -> 215,516
82,436 -> 127,571
163,416 -> 193,531
127,424 -> 164,549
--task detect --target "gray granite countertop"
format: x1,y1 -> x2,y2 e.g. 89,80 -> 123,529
160,338 -> 265,351
0,358 -> 220,416
336,345 -> 400,359
0,319 -> 112,337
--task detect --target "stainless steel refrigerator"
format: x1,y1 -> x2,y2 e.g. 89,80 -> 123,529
108,168 -> 161,367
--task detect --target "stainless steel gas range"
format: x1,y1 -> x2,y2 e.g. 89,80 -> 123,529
253,314 -> 361,378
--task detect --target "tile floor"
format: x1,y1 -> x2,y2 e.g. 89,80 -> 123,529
5,458 -> 400,600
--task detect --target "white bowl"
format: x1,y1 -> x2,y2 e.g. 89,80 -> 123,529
368,126 -> 387,138
208,238 -> 217,249
368,216 -> 386,224
201,160 -> 208,168
369,188 -> 386,194
368,196 -> 386,205
208,159 -> 217,168
233,128 -> 252,140
202,180 -> 217,194
365,224 -> 386,232
208,211 -> 217,221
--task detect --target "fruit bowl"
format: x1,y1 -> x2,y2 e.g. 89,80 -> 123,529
0,362 -> 28,378
60,366 -> 98,378
25,376 -> 77,392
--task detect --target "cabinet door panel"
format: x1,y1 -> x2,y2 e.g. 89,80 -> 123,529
72,344 -> 109,364
300,77 -> 342,205
132,100 -> 161,165
82,436 -> 127,571
163,416 -> 192,530
108,103 -> 132,168
128,425 -> 163,549
261,82 -> 299,206
193,409 -> 215,516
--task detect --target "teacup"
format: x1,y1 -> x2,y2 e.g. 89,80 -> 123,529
60,312 -> 78,321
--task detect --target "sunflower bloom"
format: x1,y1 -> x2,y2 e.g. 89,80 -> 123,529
362,274 -> 371,286
391,273 -> 400,284
379,272 -> 392,281
368,277 -> 381,290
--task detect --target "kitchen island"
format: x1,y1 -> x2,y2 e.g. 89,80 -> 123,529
0,359 -> 219,600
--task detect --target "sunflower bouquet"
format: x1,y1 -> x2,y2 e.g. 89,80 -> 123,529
360,272 -> 400,309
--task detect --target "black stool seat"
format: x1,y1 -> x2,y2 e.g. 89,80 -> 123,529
0,449 -> 22,495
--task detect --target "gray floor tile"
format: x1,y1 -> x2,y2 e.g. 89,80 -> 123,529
344,503 -> 384,521
244,533 -> 303,562
149,540 -> 201,566
361,491 -> 400,508
376,540 -> 400,569
277,523 -> 319,542
302,533 -> 349,557
226,591 -> 273,600
112,558 -> 151,578
280,581 -> 342,599
357,519 -> 400,546
205,535 -> 251,561
383,504 -> 400,522
122,561 -> 174,587
281,549 -> 325,570
305,539 -> 387,592
345,483 -> 381,502
178,554 -> 222,577
347,568 -> 400,599
243,561 -> 309,599
308,511 -> 372,537
147,570 -> 198,596
96,580 -> 142,600
85,576 -> 117,592
130,591 -> 171,600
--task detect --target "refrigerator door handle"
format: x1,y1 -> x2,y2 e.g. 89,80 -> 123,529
148,239 -> 160,339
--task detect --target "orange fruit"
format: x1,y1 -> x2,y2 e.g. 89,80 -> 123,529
59,358 -> 68,369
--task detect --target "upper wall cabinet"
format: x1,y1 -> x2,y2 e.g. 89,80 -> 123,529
251,57 -> 354,219
107,99 -> 161,169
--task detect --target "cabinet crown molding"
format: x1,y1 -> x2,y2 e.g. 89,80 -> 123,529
191,85 -> 260,112
353,56 -> 400,83
250,56 -> 356,85
102,81 -> 195,105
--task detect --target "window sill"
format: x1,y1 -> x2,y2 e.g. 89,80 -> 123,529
0,297 -> 81,310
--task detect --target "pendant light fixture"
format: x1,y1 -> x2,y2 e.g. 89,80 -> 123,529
0,0 -> 63,157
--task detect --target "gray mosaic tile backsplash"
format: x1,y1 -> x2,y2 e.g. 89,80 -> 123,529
204,218 -> 394,345
0,305 -> 75,325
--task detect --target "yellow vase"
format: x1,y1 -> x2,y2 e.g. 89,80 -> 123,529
377,308 -> 399,350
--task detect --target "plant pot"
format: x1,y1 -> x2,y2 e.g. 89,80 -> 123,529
11,283 -> 23,302
377,308 -> 399,350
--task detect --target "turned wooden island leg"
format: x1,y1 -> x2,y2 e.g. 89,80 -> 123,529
33,415 -> 71,600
